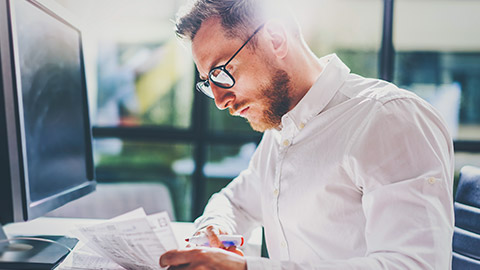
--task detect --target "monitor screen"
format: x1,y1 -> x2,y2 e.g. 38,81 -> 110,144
14,0 -> 90,203
0,0 -> 95,224
0,0 -> 96,267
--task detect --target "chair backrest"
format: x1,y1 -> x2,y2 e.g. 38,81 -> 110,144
452,165 -> 480,269
46,182 -> 176,221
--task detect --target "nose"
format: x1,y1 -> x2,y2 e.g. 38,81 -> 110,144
211,84 -> 235,110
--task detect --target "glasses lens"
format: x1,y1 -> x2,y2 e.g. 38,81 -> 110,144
210,67 -> 234,88
196,80 -> 214,98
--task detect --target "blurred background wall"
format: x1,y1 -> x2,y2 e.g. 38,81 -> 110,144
53,0 -> 480,221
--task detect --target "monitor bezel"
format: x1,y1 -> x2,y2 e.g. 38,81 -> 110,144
0,0 -> 96,223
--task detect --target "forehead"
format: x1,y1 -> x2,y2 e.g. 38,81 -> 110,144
192,18 -> 241,75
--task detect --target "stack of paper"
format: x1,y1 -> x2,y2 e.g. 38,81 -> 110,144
58,208 -> 178,270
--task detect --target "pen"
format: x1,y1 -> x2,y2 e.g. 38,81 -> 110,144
185,234 -> 244,247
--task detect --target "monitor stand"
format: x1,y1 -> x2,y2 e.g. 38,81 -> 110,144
0,225 -> 78,270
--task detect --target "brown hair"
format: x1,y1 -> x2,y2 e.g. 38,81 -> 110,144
175,0 -> 298,42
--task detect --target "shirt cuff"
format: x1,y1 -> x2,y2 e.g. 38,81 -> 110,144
246,256 -> 281,270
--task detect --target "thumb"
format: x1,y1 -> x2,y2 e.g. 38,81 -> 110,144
226,245 -> 244,256
206,225 -> 224,248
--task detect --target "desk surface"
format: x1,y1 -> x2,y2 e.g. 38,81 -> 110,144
4,217 -> 194,249
4,217 -> 261,257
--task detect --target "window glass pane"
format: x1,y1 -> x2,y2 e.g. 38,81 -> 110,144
208,101 -> 260,133
55,0 -> 194,128
203,143 -> 257,206
394,0 -> 480,141
296,0 -> 383,78
96,40 -> 194,128
94,139 -> 193,221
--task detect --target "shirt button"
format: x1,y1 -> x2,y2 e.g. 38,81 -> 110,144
299,123 -> 305,129
273,189 -> 279,196
428,177 -> 436,184
283,139 -> 290,146
281,241 -> 287,248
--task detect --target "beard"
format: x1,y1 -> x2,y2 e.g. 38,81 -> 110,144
246,69 -> 292,132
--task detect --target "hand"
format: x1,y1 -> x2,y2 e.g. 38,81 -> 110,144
191,225 -> 244,256
159,247 -> 247,270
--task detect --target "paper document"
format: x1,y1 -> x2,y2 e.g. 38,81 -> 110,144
58,208 -> 178,270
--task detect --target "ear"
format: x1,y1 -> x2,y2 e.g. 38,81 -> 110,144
263,20 -> 288,59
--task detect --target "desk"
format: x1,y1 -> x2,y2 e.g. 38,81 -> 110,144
4,217 -> 262,267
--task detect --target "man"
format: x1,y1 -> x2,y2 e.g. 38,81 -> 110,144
160,0 -> 454,269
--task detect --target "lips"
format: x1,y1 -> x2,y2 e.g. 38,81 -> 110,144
239,107 -> 249,117
230,103 -> 250,117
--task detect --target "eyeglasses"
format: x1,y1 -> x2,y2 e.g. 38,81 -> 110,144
196,24 -> 265,99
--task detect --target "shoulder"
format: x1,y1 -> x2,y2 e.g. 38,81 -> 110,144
341,74 -> 422,105
338,74 -> 439,121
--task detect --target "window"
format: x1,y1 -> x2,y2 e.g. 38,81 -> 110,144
95,140 -> 193,220
55,0 -> 200,220
55,0 -> 479,221
95,41 -> 194,128
394,0 -> 480,141
295,0 -> 383,78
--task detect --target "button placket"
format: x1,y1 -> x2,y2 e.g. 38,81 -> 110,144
279,115 -> 295,150
278,237 -> 289,259
273,118 -> 295,260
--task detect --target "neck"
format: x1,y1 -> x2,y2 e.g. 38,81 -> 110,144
286,41 -> 323,110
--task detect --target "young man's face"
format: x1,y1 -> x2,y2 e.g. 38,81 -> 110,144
192,17 -> 292,132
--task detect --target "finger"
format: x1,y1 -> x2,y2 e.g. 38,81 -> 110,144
160,249 -> 196,267
193,225 -> 224,238
205,225 -> 222,235
226,246 -> 244,256
206,225 -> 224,248
226,246 -> 237,252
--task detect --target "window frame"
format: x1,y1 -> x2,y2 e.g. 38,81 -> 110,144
93,0 -> 480,221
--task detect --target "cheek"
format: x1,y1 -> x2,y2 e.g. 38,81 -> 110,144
235,55 -> 271,92
235,72 -> 270,99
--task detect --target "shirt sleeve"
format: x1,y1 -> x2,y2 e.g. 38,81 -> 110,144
246,97 -> 454,269
343,96 -> 455,269
194,138 -> 265,236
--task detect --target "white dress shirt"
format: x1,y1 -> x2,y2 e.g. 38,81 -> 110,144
195,54 -> 455,269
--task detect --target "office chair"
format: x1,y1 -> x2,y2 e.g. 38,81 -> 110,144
452,165 -> 480,269
47,182 -> 176,220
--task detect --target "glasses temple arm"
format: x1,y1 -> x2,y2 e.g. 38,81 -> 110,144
223,23 -> 266,67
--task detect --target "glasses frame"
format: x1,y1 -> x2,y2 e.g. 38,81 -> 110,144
196,23 -> 265,98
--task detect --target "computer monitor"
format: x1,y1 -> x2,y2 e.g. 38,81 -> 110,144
0,0 -> 96,268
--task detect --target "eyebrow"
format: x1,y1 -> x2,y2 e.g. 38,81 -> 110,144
207,56 -> 226,73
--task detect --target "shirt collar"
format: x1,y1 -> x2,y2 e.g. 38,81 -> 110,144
282,53 -> 351,131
